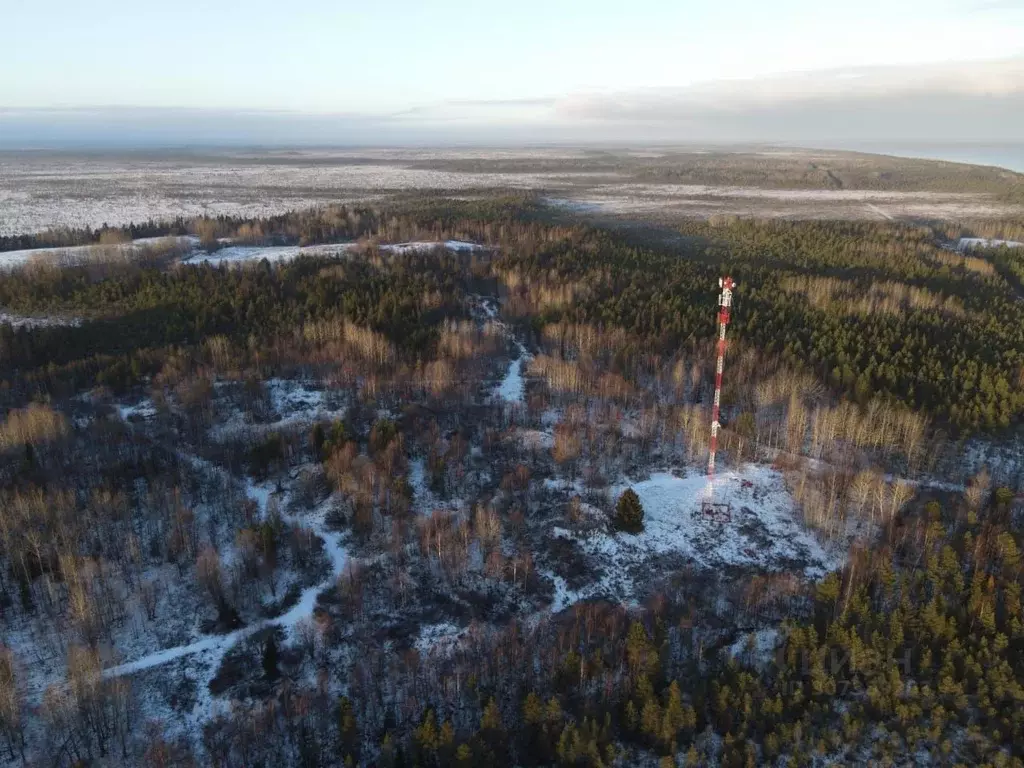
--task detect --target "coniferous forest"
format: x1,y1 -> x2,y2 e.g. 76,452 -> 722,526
0,195 -> 1022,767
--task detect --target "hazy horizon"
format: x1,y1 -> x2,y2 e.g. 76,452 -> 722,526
3,1 -> 1024,151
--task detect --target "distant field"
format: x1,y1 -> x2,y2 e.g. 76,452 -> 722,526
1,147 -> 1023,235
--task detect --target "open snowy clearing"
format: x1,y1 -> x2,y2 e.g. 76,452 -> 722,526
187,242 -> 356,265
0,236 -> 489,275
548,465 -> 842,606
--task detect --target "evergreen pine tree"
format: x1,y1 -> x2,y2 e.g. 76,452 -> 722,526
616,488 -> 645,533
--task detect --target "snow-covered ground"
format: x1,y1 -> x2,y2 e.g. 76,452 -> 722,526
959,438 -> 1024,489
103,472 -> 349,719
414,622 -> 468,657
548,465 -> 842,606
0,311 -> 81,328
187,242 -> 356,266
407,457 -> 465,517
544,185 -> 1023,220
497,355 -> 528,402
726,628 -> 781,667
480,296 -> 531,404
1,236 -> 492,273
118,400 -> 159,422
0,235 -> 198,270
380,240 -> 489,254
3,150 -> 1022,237
957,237 -> 1024,251
210,378 -> 346,441
0,156 -> 599,236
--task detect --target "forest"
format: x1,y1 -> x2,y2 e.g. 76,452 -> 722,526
0,197 -> 1022,766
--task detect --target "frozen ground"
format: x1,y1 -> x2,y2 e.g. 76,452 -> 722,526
548,465 -> 842,606
407,457 -> 465,517
414,622 -> 468,658
496,355 -> 528,403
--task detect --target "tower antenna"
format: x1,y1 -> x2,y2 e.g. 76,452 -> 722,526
708,276 -> 735,481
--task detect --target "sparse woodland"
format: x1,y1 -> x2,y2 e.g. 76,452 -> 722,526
0,198 -> 1021,766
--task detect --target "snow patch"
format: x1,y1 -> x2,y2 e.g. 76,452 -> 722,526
415,622 -> 467,656
380,240 -> 488,254
726,629 -> 781,667
210,379 -> 346,441
550,465 -> 842,605
0,311 -> 81,329
187,242 -> 355,266
408,457 -> 463,516
517,428 -> 554,450
0,236 -> 198,270
497,356 -> 528,402
118,399 -> 158,422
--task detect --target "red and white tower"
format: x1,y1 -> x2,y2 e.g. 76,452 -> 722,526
708,276 -> 735,480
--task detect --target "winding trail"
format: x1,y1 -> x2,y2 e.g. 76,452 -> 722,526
107,295 -> 528,720
482,297 -> 531,405
103,452 -> 349,727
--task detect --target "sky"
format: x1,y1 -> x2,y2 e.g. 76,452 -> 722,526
1,0 -> 1023,145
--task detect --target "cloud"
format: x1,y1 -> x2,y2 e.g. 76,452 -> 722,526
558,58 -> 1024,119
1,58 -> 1022,146
547,58 -> 1024,142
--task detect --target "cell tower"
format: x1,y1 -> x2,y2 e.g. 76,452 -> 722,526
707,276 -> 735,480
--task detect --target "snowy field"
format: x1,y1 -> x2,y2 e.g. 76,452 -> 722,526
4,150 -> 1022,237
0,155 -> 598,236
546,184 -> 1022,220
